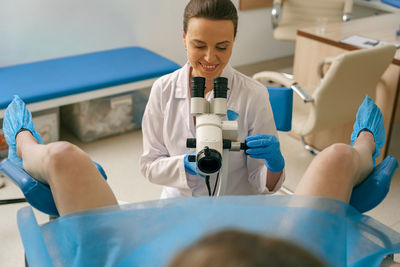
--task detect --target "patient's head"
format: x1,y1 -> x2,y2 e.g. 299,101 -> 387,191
169,229 -> 327,267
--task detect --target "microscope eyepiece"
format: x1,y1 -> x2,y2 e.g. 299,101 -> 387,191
213,77 -> 228,98
191,77 -> 206,98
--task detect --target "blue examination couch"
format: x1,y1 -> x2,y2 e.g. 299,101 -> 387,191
0,46 -> 180,206
0,46 -> 180,117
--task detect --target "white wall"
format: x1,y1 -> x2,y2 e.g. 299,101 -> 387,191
0,0 -> 294,68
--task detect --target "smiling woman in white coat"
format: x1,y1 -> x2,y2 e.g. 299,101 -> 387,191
140,0 -> 285,199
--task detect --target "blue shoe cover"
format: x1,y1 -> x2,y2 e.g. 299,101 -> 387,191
350,95 -> 385,166
2,95 -> 43,167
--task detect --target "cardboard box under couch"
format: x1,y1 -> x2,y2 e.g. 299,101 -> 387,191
61,88 -> 150,143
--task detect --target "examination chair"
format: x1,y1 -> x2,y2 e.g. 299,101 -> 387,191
253,44 -> 396,154
1,151 -> 399,267
0,151 -> 397,216
271,0 -> 353,41
0,86 -> 397,216
0,85 -> 399,266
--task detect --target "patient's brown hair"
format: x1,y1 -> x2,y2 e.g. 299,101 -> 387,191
169,229 -> 327,267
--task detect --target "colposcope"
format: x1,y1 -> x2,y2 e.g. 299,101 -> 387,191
186,77 -> 247,196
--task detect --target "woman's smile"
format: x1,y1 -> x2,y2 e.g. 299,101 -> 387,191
200,62 -> 218,72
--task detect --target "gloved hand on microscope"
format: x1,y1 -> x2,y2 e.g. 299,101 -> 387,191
184,134 -> 285,176
184,152 -> 201,176
245,134 -> 285,173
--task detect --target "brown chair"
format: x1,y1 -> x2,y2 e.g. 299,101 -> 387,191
253,45 -> 396,154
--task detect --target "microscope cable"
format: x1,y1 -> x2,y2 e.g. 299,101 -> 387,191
205,176 -> 212,196
212,173 -> 219,196
205,173 -> 220,196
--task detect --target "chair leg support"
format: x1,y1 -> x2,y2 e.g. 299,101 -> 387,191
300,136 -> 320,155
279,185 -> 294,195
282,73 -> 294,79
380,254 -> 397,267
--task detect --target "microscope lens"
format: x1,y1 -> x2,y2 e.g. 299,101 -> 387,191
197,147 -> 222,174
191,77 -> 205,98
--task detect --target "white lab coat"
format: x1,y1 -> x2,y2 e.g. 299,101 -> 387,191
140,62 -> 285,198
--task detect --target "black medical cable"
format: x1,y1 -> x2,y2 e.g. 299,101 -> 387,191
212,172 -> 219,196
205,175 -> 211,196
0,198 -> 26,205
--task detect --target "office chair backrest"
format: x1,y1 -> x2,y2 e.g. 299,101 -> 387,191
303,45 -> 396,134
280,0 -> 349,25
273,0 -> 353,41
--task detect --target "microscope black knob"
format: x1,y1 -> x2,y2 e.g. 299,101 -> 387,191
186,138 -> 196,148
188,155 -> 196,162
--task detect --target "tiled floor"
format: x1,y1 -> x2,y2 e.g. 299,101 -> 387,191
1,57 -> 399,266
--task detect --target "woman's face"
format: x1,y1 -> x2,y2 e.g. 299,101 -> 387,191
183,17 -> 235,81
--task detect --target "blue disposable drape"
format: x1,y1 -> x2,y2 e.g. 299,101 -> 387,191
18,195 -> 400,267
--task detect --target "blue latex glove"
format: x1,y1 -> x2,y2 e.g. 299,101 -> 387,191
245,134 -> 285,172
184,152 -> 205,177
184,153 -> 197,175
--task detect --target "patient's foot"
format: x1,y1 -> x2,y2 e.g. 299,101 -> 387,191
350,95 -> 385,166
15,130 -> 48,184
2,96 -> 43,168
348,107 -> 393,213
14,129 -> 32,156
352,131 -> 375,182
16,130 -> 39,157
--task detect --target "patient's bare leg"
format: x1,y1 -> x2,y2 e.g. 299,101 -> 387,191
295,131 -> 375,203
16,131 -> 118,216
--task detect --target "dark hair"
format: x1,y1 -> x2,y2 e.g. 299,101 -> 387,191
169,229 -> 327,267
183,0 -> 238,38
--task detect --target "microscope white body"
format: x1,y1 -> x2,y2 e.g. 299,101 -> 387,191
191,96 -> 238,195
195,114 -> 223,159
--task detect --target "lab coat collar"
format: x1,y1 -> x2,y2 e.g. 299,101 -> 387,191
175,62 -> 234,100
175,62 -> 191,99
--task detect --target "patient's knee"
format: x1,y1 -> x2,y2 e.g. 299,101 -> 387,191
324,143 -> 355,170
44,141 -> 86,173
